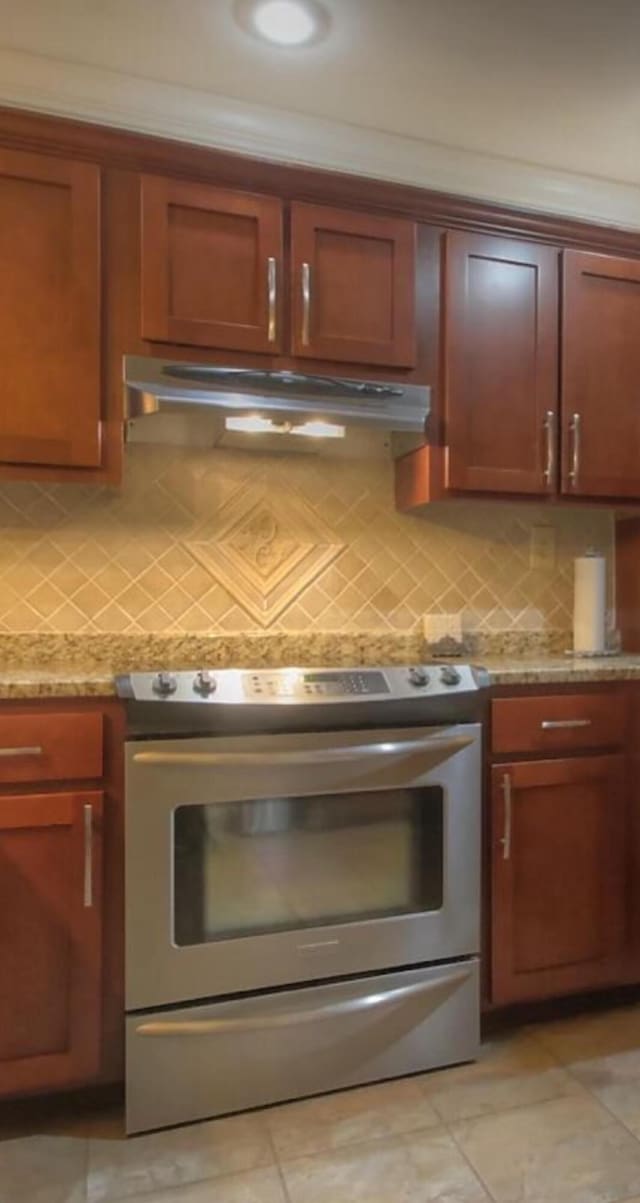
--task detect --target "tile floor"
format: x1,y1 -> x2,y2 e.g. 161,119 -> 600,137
6,1004 -> 640,1202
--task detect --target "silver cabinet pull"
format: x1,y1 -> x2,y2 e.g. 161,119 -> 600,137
541,718 -> 592,730
500,773 -> 512,861
267,256 -> 277,343
301,261 -> 311,346
0,745 -> 43,758
569,412 -> 581,488
83,803 -> 93,909
135,967 -> 472,1037
543,409 -> 555,487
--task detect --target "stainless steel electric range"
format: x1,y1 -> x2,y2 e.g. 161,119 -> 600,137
117,663 -> 488,1133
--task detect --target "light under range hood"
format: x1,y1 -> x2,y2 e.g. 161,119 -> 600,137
124,356 -> 430,436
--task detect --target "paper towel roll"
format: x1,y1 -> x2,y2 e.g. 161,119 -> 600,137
573,552 -> 606,654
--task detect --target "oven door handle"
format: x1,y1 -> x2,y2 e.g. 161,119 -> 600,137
131,733 -> 474,768
134,966 -> 473,1037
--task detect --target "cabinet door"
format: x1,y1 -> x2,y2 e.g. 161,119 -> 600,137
0,149 -> 101,469
0,791 -> 103,1096
562,251 -> 640,498
140,176 -> 284,353
491,756 -> 627,1004
290,202 -> 416,367
443,232 -> 559,494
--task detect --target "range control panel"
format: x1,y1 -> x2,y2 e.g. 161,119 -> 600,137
117,664 -> 486,705
244,670 -> 391,699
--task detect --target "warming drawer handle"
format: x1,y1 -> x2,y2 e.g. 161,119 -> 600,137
131,733 -> 474,768
540,719 -> 592,730
0,745 -> 43,758
134,967 -> 473,1037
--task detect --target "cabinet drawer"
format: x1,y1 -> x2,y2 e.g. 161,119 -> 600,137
0,712 -> 103,784
492,692 -> 627,756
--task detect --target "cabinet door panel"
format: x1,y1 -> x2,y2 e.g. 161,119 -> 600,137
562,251 -> 640,498
0,791 -> 103,1095
0,149 -> 101,469
140,176 -> 283,353
444,232 -> 559,494
491,756 -> 626,1004
290,202 -> 416,366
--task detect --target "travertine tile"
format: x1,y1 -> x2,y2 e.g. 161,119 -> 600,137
86,1112 -> 273,1202
134,1166 -> 287,1202
532,1005 -> 640,1067
452,1094 -> 640,1203
266,1077 -> 440,1160
422,1031 -> 585,1122
0,442 -> 612,634
0,1134 -> 87,1203
280,1130 -> 490,1203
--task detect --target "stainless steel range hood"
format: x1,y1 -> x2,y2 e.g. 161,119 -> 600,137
124,356 -> 430,434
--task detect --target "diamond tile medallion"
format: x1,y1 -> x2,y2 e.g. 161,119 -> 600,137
187,485 -> 345,626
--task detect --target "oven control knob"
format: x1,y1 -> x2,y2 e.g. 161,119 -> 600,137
193,670 -> 217,696
440,665 -> 461,687
152,671 -> 178,697
408,667 -> 430,688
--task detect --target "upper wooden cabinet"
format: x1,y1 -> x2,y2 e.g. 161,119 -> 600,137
289,202 -> 416,367
562,250 -> 640,499
140,176 -> 284,354
0,790 -> 104,1095
139,180 -> 417,369
0,148 -> 101,470
443,231 -> 559,494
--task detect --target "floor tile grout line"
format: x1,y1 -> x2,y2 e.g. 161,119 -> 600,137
269,1121 -> 447,1168
441,1119 -> 500,1202
264,1119 -> 295,1203
560,1056 -> 640,1148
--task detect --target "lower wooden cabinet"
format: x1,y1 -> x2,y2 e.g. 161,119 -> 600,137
0,790 -> 104,1095
490,755 -> 627,1004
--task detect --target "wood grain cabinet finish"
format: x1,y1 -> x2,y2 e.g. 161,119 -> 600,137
491,692 -> 628,756
0,711 -> 103,786
0,148 -> 101,470
491,755 -> 627,1004
290,202 -> 417,367
140,175 -> 284,353
443,231 -> 559,494
562,250 -> 640,499
0,790 -> 103,1095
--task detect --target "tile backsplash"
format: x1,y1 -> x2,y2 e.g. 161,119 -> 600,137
0,444 -> 612,635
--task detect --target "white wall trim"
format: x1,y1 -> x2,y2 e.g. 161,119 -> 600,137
1,46 -> 640,230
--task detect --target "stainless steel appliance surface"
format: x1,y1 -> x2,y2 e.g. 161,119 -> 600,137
124,355 -> 430,433
117,663 -> 487,1133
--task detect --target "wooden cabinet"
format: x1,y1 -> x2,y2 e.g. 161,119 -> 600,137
140,176 -> 284,354
442,231 -> 559,494
562,250 -> 640,499
290,202 -> 416,367
491,756 -> 627,1004
139,180 -> 417,369
0,148 -> 101,470
0,791 -> 103,1094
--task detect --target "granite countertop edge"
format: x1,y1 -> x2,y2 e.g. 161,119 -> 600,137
3,654 -> 640,698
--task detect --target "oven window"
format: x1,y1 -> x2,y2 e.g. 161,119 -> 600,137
173,788 -> 443,946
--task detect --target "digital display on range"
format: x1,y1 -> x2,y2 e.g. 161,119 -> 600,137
303,671 -> 390,695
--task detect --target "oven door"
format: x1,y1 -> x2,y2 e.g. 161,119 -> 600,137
125,723 -> 481,1010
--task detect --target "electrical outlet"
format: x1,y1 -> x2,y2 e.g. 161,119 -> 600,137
529,525 -> 556,570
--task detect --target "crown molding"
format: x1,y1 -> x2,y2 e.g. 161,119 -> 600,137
1,46 -> 640,231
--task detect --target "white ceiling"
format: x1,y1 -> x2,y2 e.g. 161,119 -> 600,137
1,0 -> 640,224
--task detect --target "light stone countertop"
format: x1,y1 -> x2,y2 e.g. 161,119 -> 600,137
0,633 -> 640,699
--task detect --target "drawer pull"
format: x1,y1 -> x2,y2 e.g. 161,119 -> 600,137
83,803 -> 93,909
0,745 -> 43,758
136,967 -> 472,1037
500,773 -> 512,861
301,261 -> 311,346
540,719 -> 592,730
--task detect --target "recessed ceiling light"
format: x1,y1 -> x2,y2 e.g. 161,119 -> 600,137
235,0 -> 329,47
